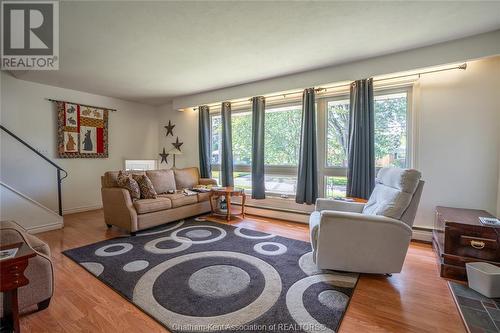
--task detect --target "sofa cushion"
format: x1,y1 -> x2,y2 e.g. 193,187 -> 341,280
102,171 -> 145,188
197,192 -> 211,202
117,171 -> 141,199
134,198 -> 172,214
174,167 -> 200,190
132,174 -> 158,199
159,192 -> 198,208
362,168 -> 421,220
146,170 -> 176,194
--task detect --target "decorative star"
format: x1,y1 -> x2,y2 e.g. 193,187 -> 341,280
164,120 -> 175,137
159,148 -> 169,164
172,137 -> 183,151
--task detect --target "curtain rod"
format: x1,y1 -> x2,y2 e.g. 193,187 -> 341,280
190,63 -> 467,111
45,98 -> 118,112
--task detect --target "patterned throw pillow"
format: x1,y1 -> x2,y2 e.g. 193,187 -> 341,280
117,171 -> 140,200
132,174 -> 157,199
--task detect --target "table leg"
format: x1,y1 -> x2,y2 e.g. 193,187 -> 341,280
241,193 -> 246,218
226,194 -> 231,221
209,193 -> 214,213
1,289 -> 19,333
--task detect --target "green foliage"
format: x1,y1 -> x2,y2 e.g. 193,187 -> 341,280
374,96 -> 407,167
264,107 -> 302,165
326,101 -> 349,167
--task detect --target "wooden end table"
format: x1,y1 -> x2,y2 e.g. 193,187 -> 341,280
209,187 -> 246,221
0,241 -> 36,333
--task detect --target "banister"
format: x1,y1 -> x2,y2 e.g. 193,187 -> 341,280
1,124 -> 68,215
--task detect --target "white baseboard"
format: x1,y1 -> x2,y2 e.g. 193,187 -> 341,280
411,228 -> 433,242
63,204 -> 102,215
26,221 -> 64,234
245,204 -> 433,242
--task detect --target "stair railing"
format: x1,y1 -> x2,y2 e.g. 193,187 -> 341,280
0,125 -> 68,216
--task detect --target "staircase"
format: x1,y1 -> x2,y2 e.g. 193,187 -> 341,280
0,125 -> 67,233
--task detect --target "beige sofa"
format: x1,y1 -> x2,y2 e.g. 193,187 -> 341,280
101,167 -> 217,235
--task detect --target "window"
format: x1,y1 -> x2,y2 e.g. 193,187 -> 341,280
125,160 -> 157,171
210,104 -> 302,196
374,92 -> 408,168
326,99 -> 349,168
320,88 -> 410,198
209,86 -> 411,201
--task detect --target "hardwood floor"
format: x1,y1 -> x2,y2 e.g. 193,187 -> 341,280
20,209 -> 465,332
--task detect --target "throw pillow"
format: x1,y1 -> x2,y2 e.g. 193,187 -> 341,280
117,171 -> 140,200
132,174 -> 158,199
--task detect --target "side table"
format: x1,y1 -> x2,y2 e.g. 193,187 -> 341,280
0,241 -> 36,333
209,187 -> 246,221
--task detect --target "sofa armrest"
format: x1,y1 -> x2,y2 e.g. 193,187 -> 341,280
315,198 -> 365,213
199,178 -> 217,186
101,187 -> 138,232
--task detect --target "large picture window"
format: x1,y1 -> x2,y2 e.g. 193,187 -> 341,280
209,86 -> 412,201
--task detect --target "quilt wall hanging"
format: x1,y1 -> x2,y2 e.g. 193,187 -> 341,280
53,100 -> 111,158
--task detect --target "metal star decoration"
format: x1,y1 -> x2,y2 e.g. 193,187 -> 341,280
164,120 -> 175,137
172,137 -> 183,151
159,148 -> 169,164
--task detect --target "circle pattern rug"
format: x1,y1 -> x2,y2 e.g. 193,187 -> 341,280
63,218 -> 359,332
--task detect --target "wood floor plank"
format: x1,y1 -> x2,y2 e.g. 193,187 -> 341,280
19,209 -> 465,332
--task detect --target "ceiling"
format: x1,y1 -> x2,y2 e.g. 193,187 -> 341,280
11,1 -> 500,105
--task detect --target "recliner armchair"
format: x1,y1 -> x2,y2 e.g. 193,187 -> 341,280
309,167 -> 424,274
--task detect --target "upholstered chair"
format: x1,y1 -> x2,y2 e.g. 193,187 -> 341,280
0,221 -> 54,316
309,167 -> 424,274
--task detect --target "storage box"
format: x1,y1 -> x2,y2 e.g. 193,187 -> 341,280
466,262 -> 500,298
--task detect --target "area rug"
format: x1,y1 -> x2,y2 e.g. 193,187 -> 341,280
63,218 -> 359,332
448,281 -> 500,332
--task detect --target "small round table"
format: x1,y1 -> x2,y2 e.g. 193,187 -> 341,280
209,187 -> 246,221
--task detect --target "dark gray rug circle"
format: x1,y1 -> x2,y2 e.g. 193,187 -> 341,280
188,265 -> 250,298
152,256 -> 265,316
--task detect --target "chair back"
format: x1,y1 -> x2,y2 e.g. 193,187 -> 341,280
363,167 -> 422,223
400,180 -> 425,227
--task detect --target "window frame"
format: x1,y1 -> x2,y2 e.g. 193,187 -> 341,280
316,85 -> 414,197
209,101 -> 302,197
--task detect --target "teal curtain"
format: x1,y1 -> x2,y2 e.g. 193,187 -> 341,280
251,96 -> 266,199
221,102 -> 234,187
296,88 -> 318,204
198,105 -> 211,179
347,79 -> 375,199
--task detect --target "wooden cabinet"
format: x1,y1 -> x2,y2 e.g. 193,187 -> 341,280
433,206 -> 498,281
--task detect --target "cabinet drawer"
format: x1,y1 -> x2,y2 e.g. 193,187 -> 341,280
0,260 -> 29,291
445,226 -> 499,261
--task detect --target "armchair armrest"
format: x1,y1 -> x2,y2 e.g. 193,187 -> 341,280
199,178 -> 217,186
315,198 -> 365,213
320,210 -> 412,236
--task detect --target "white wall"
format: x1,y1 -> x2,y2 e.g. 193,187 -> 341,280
173,29 -> 500,110
0,73 -> 159,214
157,102 -> 199,169
1,183 -> 62,232
414,57 -> 500,228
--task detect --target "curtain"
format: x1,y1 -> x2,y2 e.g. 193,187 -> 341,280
198,105 -> 211,179
221,101 -> 234,187
296,88 -> 318,204
251,96 -> 266,199
347,78 -> 375,199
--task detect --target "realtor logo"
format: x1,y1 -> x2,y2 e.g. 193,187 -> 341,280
1,0 -> 59,70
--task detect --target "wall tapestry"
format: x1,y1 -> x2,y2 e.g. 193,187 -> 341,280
56,101 -> 110,158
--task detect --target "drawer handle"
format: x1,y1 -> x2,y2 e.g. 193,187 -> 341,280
471,240 -> 486,249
